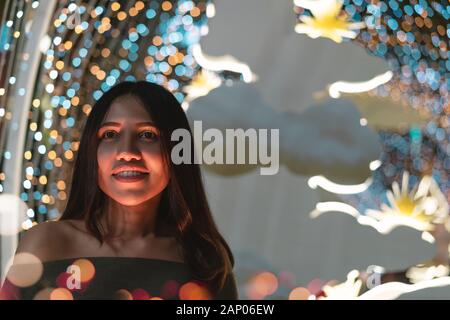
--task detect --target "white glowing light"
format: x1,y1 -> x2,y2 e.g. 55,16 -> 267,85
49,70 -> 58,79
39,35 -> 51,53
360,118 -> 368,126
181,102 -> 189,111
68,3 -> 78,12
328,71 -> 393,98
307,175 -> 372,194
45,83 -> 54,93
192,44 -> 256,83
310,201 -> 361,219
358,277 -> 450,300
321,270 -> 362,299
53,36 -> 62,46
0,194 -> 29,236
421,231 -> 435,244
406,263 -> 450,284
294,0 -> 365,43
182,69 -> 222,104
310,172 -> 449,238
369,160 -> 382,171
206,3 -> 215,18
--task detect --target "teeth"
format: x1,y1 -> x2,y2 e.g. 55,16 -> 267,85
115,171 -> 145,177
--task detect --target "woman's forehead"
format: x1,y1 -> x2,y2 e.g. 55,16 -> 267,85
103,95 -> 152,123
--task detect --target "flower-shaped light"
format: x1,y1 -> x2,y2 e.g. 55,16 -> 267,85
365,171 -> 449,234
294,0 -> 365,43
320,270 -> 362,299
182,69 -> 222,105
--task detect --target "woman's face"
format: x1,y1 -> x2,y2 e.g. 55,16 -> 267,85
97,95 -> 169,206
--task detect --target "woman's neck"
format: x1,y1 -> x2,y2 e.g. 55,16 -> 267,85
101,194 -> 162,241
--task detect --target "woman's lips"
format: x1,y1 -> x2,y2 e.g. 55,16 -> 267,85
112,172 -> 149,183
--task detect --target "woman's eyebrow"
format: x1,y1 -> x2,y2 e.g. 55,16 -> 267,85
99,121 -> 156,128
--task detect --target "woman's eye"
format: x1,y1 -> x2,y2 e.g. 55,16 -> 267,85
102,131 -> 117,139
139,131 -> 158,141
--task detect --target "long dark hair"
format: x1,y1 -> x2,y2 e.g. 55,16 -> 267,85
60,81 -> 234,294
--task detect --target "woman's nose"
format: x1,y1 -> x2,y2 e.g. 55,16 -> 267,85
116,136 -> 141,161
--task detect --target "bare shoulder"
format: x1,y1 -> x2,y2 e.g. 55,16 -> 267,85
15,220 -> 81,262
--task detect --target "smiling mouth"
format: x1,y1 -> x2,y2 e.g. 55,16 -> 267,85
112,171 -> 149,182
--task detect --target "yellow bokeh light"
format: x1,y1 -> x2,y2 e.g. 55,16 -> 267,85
32,99 -> 40,108
111,2 -> 120,11
58,108 -> 67,116
64,150 -> 74,160
6,253 -> 43,288
144,56 -> 154,67
57,180 -> 66,190
13,31 -> 20,38
24,151 -> 32,160
39,176 -> 48,185
135,1 -> 145,11
73,259 -> 96,283
29,122 -> 37,131
64,41 -> 73,50
50,130 -> 58,139
191,7 -> 200,17
153,36 -> 163,46
55,60 -> 65,70
246,271 -> 279,300
74,25 -> 84,34
129,7 -> 138,17
289,287 -> 311,300
162,1 -> 172,11
50,288 -> 73,300
71,96 -> 80,106
179,282 -> 211,300
101,48 -> 110,58
90,65 -> 99,75
41,194 -> 50,204
168,55 -> 178,66
96,70 -> 106,80
48,150 -> 57,160
117,11 -> 127,21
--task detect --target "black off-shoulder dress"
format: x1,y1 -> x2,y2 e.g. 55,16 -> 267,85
1,257 -> 239,300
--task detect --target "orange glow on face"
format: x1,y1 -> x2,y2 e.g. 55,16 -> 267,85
246,271 -> 279,300
72,259 -> 96,283
179,281 -> 212,300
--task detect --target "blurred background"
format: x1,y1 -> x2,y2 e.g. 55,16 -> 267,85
0,0 -> 449,299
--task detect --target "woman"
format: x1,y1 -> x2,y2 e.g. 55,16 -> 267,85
1,81 -> 238,300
